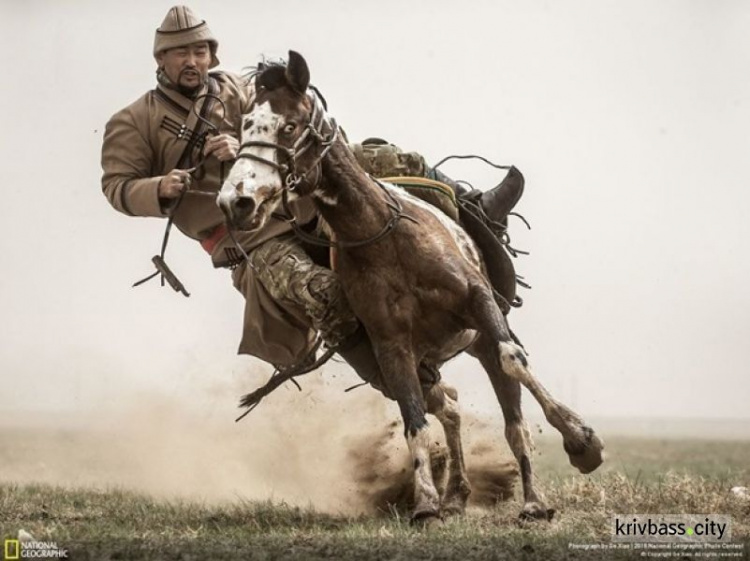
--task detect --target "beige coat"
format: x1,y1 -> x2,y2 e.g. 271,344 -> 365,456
101,72 -> 318,366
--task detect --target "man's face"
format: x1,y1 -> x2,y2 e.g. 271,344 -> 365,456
156,41 -> 211,93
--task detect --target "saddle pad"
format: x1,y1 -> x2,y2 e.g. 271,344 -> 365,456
381,176 -> 459,221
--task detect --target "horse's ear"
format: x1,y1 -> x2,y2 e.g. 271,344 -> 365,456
257,65 -> 287,91
286,50 -> 310,93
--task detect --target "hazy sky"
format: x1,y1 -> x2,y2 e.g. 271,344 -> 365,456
1,0 -> 748,423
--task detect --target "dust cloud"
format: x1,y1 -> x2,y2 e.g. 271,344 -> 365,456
348,420 -> 517,513
0,368 -> 517,514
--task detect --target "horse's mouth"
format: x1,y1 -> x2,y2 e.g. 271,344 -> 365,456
234,194 -> 279,232
233,212 -> 264,233
246,214 -> 263,231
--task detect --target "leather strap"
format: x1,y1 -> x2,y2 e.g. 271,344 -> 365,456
177,76 -> 219,170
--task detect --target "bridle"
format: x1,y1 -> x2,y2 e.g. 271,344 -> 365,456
233,86 -> 417,249
235,87 -> 338,194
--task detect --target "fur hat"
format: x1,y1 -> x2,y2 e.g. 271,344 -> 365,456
153,6 -> 219,68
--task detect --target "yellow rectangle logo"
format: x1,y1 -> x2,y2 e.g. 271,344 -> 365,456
4,539 -> 20,560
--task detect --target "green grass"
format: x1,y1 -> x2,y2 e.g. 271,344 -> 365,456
1,437 -> 749,560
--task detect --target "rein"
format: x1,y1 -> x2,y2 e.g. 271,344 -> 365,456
133,90 -> 228,296
279,178 -> 418,249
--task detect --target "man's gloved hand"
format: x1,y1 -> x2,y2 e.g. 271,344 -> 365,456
204,134 -> 239,161
158,169 -> 192,199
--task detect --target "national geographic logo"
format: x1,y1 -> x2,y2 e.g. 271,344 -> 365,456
4,540 -> 19,560
3,539 -> 69,559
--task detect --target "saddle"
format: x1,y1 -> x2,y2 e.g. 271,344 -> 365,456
380,176 -> 459,221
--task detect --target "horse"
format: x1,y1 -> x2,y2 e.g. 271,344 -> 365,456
217,51 -> 604,523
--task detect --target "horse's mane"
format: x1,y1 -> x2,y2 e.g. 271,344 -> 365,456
242,56 -> 287,87
241,55 -> 328,109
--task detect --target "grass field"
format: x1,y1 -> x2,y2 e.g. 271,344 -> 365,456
1,432 -> 748,560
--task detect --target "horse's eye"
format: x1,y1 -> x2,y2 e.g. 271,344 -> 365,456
282,123 -> 296,135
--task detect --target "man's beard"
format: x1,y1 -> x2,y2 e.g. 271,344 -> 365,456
156,67 -> 207,98
177,71 -> 206,98
177,82 -> 203,98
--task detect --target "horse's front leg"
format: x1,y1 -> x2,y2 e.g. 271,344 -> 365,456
468,287 -> 604,475
376,341 -> 441,523
496,340 -> 605,474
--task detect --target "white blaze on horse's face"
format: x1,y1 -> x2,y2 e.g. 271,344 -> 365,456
216,101 -> 284,231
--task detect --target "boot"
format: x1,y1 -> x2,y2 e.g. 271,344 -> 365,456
479,166 -> 524,224
429,166 -> 524,225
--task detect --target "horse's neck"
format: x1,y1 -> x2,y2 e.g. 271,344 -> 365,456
317,139 -> 392,240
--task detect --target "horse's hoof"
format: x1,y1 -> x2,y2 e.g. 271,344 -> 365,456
564,427 -> 605,474
410,509 -> 443,528
518,502 -> 555,524
440,485 -> 470,518
440,502 -> 466,518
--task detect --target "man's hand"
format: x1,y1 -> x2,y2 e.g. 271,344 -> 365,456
204,134 -> 239,161
158,169 -> 191,199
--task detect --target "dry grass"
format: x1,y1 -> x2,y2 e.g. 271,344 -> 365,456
1,436 -> 748,560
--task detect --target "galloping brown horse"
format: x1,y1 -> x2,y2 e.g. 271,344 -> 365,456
217,51 -> 604,522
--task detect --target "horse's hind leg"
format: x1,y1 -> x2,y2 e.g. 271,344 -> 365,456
424,382 -> 471,516
471,334 -> 553,521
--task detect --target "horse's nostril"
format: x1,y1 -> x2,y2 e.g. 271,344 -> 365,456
235,196 -> 256,214
237,181 -> 244,195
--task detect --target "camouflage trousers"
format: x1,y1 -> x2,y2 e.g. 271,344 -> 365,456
248,234 -> 359,348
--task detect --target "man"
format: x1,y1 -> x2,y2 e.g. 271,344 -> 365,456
102,6 -> 321,368
101,6 -> 523,383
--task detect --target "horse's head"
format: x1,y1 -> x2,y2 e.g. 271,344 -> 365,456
217,51 -> 334,231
